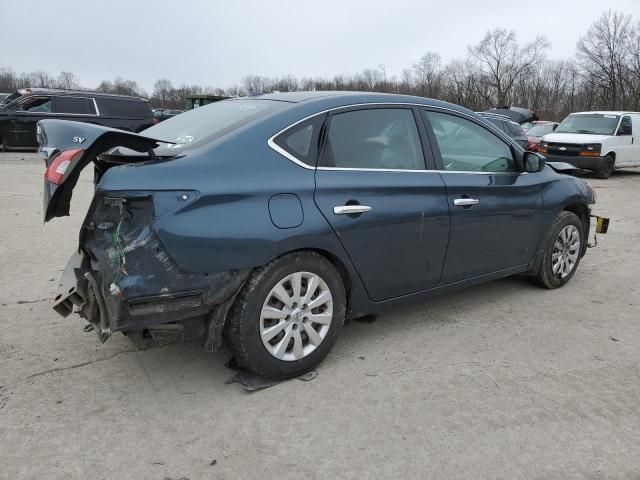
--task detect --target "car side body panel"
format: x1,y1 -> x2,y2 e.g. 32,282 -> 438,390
42,92 -> 596,348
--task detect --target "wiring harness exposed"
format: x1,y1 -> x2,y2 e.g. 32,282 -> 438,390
111,220 -> 128,293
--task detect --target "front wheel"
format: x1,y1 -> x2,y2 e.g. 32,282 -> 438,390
594,154 -> 615,179
225,252 -> 346,379
534,211 -> 583,289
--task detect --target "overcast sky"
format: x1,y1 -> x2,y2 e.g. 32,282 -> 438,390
1,0 -> 638,92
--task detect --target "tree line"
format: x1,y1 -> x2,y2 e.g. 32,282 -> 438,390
1,10 -> 638,121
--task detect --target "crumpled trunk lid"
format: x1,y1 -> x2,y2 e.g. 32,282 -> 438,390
39,119 -> 169,222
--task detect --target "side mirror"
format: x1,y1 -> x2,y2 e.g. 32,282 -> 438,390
552,124 -> 558,131
524,151 -> 545,173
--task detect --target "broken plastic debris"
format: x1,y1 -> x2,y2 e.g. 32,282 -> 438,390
225,367 -> 318,392
109,283 -> 121,296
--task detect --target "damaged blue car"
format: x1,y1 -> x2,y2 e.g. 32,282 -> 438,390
41,91 -> 599,379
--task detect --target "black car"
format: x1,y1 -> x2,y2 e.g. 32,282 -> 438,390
478,112 -> 529,148
0,88 -> 154,151
0,93 -> 10,104
152,108 -> 185,124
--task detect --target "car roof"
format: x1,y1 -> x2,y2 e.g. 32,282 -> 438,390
16,88 -> 148,102
241,90 -> 474,115
570,111 -> 640,116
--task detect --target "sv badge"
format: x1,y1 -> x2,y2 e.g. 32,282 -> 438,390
72,136 -> 86,144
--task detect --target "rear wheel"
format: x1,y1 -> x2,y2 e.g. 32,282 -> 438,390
225,252 -> 346,379
534,211 -> 583,289
594,154 -> 614,179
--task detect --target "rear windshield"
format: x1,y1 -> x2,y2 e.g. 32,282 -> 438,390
555,114 -> 620,135
143,99 -> 285,153
96,97 -> 152,118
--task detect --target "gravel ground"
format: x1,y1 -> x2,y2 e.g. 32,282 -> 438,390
1,151 -> 639,480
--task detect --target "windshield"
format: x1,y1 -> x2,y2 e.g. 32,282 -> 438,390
142,99 -> 285,153
555,114 -> 620,135
527,124 -> 554,137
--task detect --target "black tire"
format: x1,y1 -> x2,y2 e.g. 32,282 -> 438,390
533,211 -> 583,289
594,154 -> 614,179
225,251 -> 346,379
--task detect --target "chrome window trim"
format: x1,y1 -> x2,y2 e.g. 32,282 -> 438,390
317,166 -> 524,175
92,98 -> 101,116
266,102 -> 522,175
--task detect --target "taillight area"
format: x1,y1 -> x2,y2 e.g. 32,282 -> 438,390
45,149 -> 84,185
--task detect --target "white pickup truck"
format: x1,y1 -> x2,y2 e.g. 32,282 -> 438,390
539,111 -> 640,178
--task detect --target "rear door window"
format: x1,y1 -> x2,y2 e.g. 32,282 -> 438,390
96,98 -> 152,117
320,108 -> 425,170
54,96 -> 97,115
273,115 -> 325,166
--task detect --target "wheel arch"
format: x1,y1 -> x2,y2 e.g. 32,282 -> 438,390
271,247 -> 354,307
562,202 -> 590,256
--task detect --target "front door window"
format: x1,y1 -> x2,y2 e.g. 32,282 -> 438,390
425,111 -> 515,172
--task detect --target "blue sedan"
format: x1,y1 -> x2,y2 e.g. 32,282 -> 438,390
40,92 -> 597,379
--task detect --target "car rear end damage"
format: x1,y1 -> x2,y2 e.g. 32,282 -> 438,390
42,119 -> 250,349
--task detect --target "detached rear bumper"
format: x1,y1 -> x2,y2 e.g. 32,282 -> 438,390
53,248 -> 249,338
544,154 -> 605,170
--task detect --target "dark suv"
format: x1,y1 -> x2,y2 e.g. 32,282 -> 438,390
0,88 -> 153,150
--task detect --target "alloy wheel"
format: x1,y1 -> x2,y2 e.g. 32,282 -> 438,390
260,271 -> 333,361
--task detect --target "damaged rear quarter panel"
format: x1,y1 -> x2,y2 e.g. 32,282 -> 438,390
81,190 -> 250,332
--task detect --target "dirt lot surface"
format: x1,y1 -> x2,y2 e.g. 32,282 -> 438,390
1,151 -> 639,480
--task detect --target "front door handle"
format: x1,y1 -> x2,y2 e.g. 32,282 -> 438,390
333,205 -> 372,215
453,198 -> 479,206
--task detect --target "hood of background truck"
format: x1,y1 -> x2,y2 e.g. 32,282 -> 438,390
542,132 -> 610,144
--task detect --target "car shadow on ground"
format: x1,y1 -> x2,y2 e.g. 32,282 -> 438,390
124,275 -> 531,392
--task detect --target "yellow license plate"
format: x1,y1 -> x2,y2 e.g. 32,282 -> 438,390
595,216 -> 610,234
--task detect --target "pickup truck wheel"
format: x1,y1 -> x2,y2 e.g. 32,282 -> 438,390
594,155 -> 614,179
225,252 -> 346,380
534,211 -> 583,289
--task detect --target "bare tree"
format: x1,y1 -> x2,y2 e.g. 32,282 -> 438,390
96,77 -> 147,97
577,10 -> 633,110
55,71 -> 80,89
412,52 -> 443,98
469,28 -> 549,106
152,78 -> 174,105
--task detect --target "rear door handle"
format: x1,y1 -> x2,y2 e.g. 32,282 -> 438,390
333,205 -> 372,215
453,198 -> 479,206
